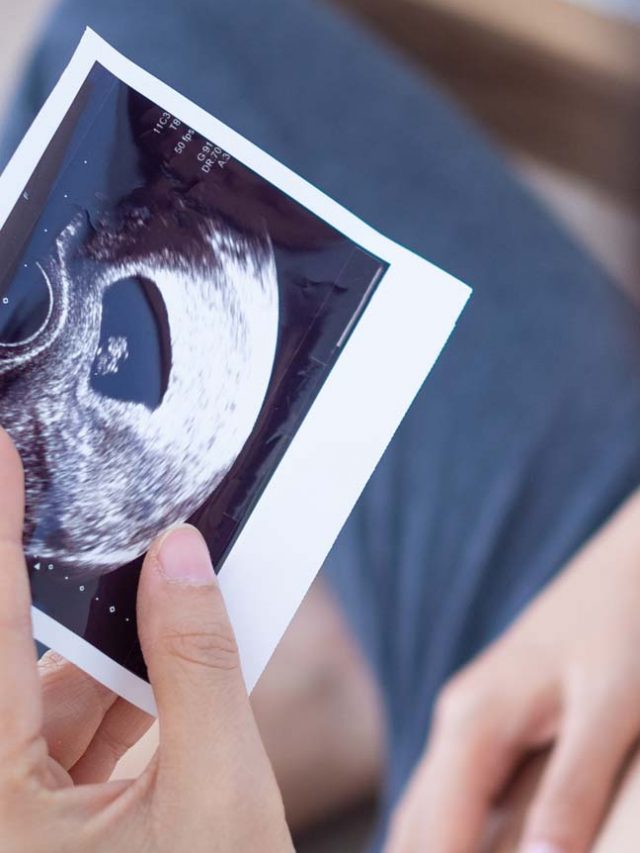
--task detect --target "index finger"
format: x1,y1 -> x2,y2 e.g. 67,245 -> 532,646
0,428 -> 42,756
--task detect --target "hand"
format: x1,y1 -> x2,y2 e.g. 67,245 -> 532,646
0,429 -> 292,852
386,490 -> 640,853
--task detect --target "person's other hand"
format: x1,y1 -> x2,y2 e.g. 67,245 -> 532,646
0,428 -> 292,852
386,490 -> 640,853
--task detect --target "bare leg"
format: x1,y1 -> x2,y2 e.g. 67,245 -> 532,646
593,747 -> 640,851
251,578 -> 384,831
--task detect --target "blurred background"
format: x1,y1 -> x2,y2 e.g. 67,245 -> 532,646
0,0 -> 639,303
339,0 -> 640,301
1,0 -> 639,849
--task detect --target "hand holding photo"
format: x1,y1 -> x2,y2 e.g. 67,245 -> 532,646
0,30 -> 470,714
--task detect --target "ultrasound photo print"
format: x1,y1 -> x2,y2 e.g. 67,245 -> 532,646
0,63 -> 386,678
3,187 -> 279,578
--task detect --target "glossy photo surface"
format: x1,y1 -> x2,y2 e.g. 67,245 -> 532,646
0,64 -> 386,679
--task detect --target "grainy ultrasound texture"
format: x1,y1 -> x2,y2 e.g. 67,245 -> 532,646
0,210 -> 279,577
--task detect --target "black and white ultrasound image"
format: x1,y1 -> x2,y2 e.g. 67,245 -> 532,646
0,64 -> 386,678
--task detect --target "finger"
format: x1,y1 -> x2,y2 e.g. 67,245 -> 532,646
387,712 -> 515,852
39,651 -> 151,779
40,651 -> 117,768
69,697 -> 153,784
386,667 -> 556,853
0,428 -> 42,756
137,526 -> 274,806
521,691 -> 640,853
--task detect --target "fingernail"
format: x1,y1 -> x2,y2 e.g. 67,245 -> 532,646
157,525 -> 215,586
522,843 -> 565,853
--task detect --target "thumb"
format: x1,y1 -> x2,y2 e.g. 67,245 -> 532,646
0,428 -> 43,754
137,525 -> 265,796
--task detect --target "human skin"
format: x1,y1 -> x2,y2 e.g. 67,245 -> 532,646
31,497 -> 640,851
477,746 -> 640,852
0,429 -> 292,853
6,409 -> 640,850
386,488 -> 640,853
111,577 -> 386,833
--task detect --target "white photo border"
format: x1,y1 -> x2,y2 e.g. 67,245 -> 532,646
0,30 -> 471,715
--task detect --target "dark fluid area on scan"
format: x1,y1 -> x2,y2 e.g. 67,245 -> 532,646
0,263 -> 51,344
91,275 -> 169,410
